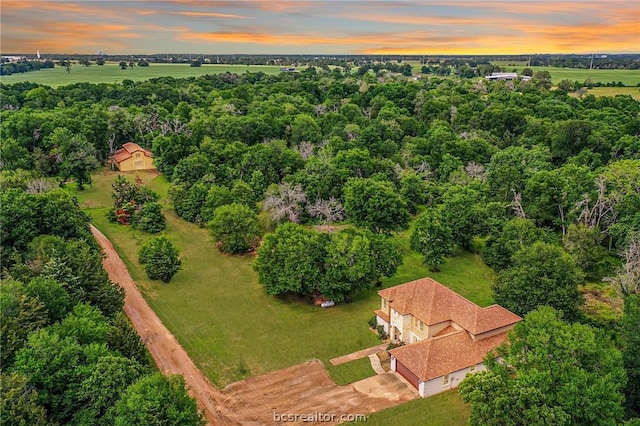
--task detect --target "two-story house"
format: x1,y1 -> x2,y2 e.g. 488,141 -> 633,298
374,277 -> 521,398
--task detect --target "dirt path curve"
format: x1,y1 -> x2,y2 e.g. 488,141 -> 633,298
90,225 -> 237,426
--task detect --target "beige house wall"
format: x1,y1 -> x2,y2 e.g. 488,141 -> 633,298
117,152 -> 154,171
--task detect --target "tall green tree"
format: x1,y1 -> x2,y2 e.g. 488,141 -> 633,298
344,178 -> 409,233
482,218 -> 550,271
254,223 -> 326,296
322,229 -> 375,302
114,373 -> 205,426
0,280 -> 48,367
74,356 -> 146,426
410,208 -> 454,272
13,329 -> 114,423
459,306 -> 626,426
0,372 -> 47,426
493,242 -> 584,320
207,203 -> 260,255
622,294 -> 640,418
138,236 -> 181,283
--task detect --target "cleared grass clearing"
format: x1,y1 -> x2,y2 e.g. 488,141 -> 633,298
508,65 -> 640,86
1,63 -> 288,87
587,86 -> 640,100
68,169 -> 492,396
345,390 -> 471,426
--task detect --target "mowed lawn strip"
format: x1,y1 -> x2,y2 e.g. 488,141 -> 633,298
325,357 -> 377,386
69,170 -> 493,391
345,390 -> 471,426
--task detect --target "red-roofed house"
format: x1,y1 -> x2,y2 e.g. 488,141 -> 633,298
375,277 -> 521,397
113,142 -> 154,171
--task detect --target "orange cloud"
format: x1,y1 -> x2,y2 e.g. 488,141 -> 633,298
2,20 -> 140,53
177,30 -> 391,47
170,11 -> 251,19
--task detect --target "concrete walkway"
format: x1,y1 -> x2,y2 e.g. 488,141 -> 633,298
369,354 -> 386,374
329,343 -> 388,365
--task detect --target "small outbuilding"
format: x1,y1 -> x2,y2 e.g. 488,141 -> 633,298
113,142 -> 154,171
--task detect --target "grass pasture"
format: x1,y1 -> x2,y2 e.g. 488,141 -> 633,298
68,168 -> 492,402
587,86 -> 640,100
0,62 -> 288,87
508,65 -> 640,86
348,390 -> 471,426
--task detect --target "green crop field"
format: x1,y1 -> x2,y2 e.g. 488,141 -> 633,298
507,65 -> 640,86
0,62 -> 289,87
68,168 -> 494,393
586,86 -> 640,100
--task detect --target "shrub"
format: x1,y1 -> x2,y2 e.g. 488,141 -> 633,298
131,202 -> 165,233
376,325 -> 388,341
138,236 -> 181,283
367,316 -> 378,329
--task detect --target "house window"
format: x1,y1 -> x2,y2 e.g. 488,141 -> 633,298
382,299 -> 387,309
415,319 -> 424,331
443,374 -> 450,385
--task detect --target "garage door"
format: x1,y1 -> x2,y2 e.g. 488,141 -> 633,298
395,360 -> 419,389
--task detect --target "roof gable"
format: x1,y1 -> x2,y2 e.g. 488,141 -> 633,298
378,277 -> 521,335
113,142 -> 153,163
390,330 -> 507,381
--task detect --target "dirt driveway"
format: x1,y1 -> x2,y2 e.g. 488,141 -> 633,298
224,360 -> 416,425
93,225 -> 416,425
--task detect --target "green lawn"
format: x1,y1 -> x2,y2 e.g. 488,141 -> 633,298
0,63 -> 289,87
325,357 -> 376,386
344,390 -> 471,426
68,169 -> 493,396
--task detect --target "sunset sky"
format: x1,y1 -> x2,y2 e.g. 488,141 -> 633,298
2,0 -> 639,55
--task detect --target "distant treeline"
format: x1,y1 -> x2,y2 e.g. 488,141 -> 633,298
0,60 -> 55,76
3,53 -> 639,70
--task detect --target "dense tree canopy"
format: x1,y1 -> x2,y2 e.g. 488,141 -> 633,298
459,306 -> 626,426
0,182 -> 200,425
493,242 -> 584,320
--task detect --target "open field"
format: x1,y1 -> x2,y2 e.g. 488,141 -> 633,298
587,86 -> 640,100
509,65 -> 640,86
0,62 -> 288,87
68,167 -> 492,414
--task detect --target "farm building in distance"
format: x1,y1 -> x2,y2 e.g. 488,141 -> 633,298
113,142 -> 155,171
485,72 -> 532,81
375,277 -> 521,398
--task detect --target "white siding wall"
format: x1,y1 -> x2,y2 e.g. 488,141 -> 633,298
376,315 -> 389,334
419,363 -> 487,398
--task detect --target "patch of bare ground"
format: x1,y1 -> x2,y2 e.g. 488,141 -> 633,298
224,360 -> 416,425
